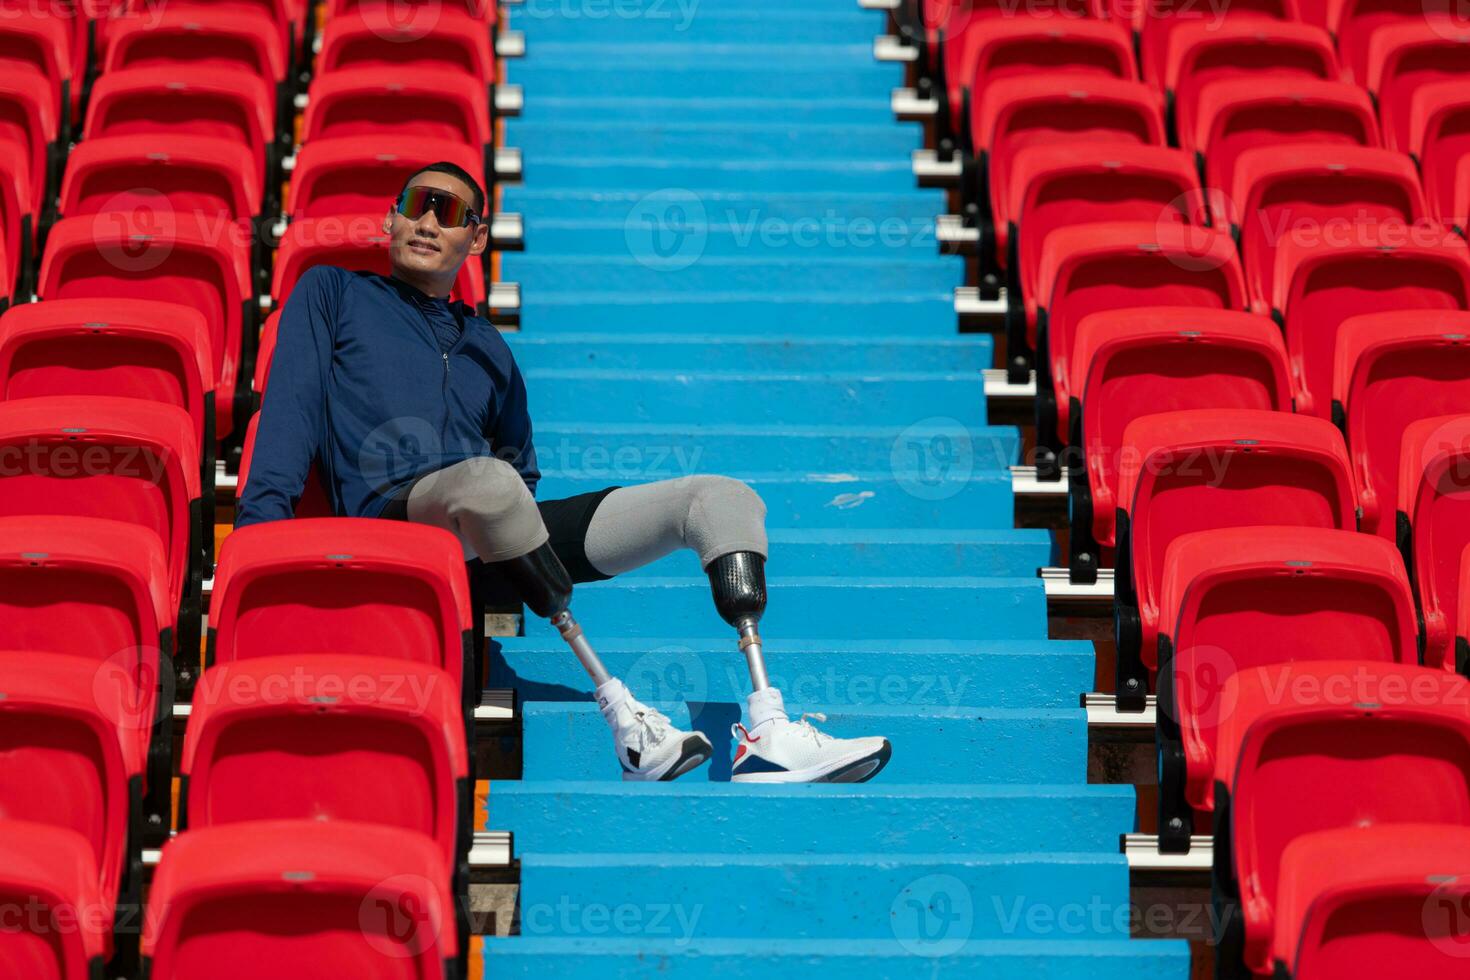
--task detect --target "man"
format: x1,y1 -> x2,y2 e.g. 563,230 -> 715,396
238,162 -> 893,783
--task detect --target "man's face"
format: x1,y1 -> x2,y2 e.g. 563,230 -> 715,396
384,172 -> 489,289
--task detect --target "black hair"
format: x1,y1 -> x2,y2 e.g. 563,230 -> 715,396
397,162 -> 486,216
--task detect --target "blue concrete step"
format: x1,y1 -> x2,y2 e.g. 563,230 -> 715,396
538,471 -> 1017,529
517,852 -> 1127,940
506,256 -> 960,295
484,939 -> 1190,979
593,528 -> 1051,577
532,421 -> 1016,476
519,156 -> 918,192
522,218 -> 940,259
521,702 -> 1084,783
523,369 -> 988,425
487,782 -> 1138,854
517,295 -> 958,333
506,122 -> 918,159
519,45 -> 881,73
509,9 -> 882,45
522,575 -> 1044,640
512,63 -> 899,100
503,188 -> 947,224
505,332 -> 993,374
490,637 -> 1090,710
515,96 -> 895,126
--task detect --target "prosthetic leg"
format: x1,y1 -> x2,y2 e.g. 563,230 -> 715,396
497,537 -> 716,781
490,540 -> 611,687
706,549 -> 770,691
705,547 -> 892,784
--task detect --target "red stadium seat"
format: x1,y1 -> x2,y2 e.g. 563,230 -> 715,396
0,69 -> 58,222
1157,22 -> 1339,134
1272,237 -> 1470,418
37,212 -> 253,439
1399,414 -> 1470,669
969,77 -> 1165,226
181,654 -> 468,865
0,820 -> 109,980
1134,0 -> 1298,95
180,652 -> 471,970
325,0 -> 495,22
1334,311 -> 1470,539
0,234 -> 10,310
0,515 -> 173,801
0,396 -> 203,681
1066,309 -> 1291,577
1364,23 -> 1470,152
1215,660 -> 1470,976
0,297 -> 216,448
208,518 -> 473,712
106,0 -> 302,70
84,67 -> 276,205
1326,0 -> 1460,91
1232,145 -> 1427,311
0,297 -> 218,552
1185,79 -> 1380,195
1448,155 -> 1470,231
1272,825 -> 1470,978
1411,81 -> 1470,231
142,820 -> 457,980
1113,0 -> 1295,39
0,13 -> 75,139
271,215 -> 486,312
0,649 -> 145,958
253,309 -> 278,400
317,7 -> 494,84
57,133 -> 261,228
1113,409 -> 1354,706
0,139 -> 33,302
286,136 -> 483,220
103,8 -> 288,85
1001,143 -> 1201,284
235,411 -> 333,518
1030,222 -> 1248,453
943,18 -> 1133,133
302,67 -> 491,151
1154,527 -> 1417,851
928,0 -> 1104,84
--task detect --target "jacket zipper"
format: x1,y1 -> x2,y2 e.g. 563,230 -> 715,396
440,350 -> 451,457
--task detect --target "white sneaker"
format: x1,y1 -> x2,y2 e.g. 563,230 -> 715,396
596,678 -> 712,782
730,687 -> 892,783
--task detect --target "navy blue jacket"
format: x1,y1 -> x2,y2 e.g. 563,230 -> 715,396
236,266 -> 539,527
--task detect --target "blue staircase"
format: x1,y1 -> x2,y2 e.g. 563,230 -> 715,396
484,3 -> 1189,975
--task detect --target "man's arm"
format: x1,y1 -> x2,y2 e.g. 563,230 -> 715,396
491,355 -> 541,496
235,266 -> 339,527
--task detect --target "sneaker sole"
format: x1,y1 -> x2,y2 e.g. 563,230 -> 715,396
622,734 -> 713,782
730,739 -> 892,784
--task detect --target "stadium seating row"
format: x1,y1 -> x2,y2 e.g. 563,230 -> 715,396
1,0 -> 503,974
0,514 -> 476,975
910,1 -> 1470,976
